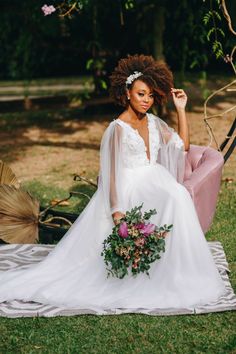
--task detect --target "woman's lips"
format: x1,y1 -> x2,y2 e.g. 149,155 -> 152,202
141,105 -> 149,109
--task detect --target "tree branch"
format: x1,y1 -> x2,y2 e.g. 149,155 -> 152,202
221,0 -> 236,35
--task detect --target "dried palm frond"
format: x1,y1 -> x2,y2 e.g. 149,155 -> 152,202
0,160 -> 20,188
0,185 -> 39,244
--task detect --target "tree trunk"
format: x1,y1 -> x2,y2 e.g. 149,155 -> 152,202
153,6 -> 165,60
152,5 -> 167,118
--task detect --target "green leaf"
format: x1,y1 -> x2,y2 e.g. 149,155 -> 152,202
213,10 -> 221,21
100,80 -> 107,90
217,28 -> 225,38
86,59 -> 93,70
203,11 -> 212,25
207,28 -> 215,41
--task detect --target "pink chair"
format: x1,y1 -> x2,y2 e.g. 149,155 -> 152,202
183,144 -> 224,234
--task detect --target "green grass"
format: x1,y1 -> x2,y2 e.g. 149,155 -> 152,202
0,313 -> 235,354
0,182 -> 235,354
23,179 -> 95,215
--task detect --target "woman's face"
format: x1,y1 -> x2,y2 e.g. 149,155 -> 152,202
127,80 -> 154,114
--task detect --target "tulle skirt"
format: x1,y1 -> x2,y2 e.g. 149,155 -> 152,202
0,163 -> 226,312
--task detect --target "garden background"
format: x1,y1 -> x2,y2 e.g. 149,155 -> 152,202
0,0 -> 235,353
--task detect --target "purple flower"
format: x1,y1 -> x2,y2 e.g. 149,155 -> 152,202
41,4 -> 56,16
118,222 -> 129,238
140,223 -> 155,236
135,223 -> 145,230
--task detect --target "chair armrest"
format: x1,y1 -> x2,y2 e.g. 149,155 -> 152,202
183,146 -> 224,233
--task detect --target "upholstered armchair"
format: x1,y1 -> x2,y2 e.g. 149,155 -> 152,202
183,144 -> 224,234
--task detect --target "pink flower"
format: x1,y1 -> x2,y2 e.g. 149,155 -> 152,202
118,222 -> 128,238
41,4 -> 56,16
135,223 -> 145,230
140,223 -> 155,236
134,237 -> 145,247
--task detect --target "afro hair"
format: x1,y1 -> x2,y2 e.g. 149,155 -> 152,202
109,54 -> 173,107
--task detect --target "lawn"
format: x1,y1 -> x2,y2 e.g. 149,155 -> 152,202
0,75 -> 235,353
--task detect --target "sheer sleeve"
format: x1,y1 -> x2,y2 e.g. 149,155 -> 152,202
98,121 -> 125,217
153,115 -> 185,184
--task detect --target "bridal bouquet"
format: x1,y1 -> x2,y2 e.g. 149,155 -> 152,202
101,204 -> 173,279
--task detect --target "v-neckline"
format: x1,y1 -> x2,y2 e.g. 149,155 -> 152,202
116,114 -> 151,162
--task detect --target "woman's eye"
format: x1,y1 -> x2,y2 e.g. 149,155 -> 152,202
138,93 -> 144,97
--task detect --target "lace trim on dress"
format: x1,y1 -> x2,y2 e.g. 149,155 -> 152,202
116,117 -> 152,167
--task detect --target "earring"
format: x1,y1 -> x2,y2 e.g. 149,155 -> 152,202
127,97 -> 130,100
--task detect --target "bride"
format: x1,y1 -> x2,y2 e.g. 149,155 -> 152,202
0,54 -> 227,313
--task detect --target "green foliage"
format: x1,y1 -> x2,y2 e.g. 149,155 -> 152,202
0,1 -> 95,79
102,204 -> 172,279
164,1 -> 212,72
55,0 -> 89,16
86,57 -> 108,92
206,26 -> 225,42
0,0 -> 234,81
203,10 -> 221,25
212,40 -> 224,59
202,1 -> 230,61
124,0 -> 135,10
60,0 -> 136,12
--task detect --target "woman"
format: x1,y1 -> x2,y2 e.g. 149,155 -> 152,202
0,54 -> 226,313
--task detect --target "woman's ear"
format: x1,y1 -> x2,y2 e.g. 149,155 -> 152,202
126,88 -> 130,100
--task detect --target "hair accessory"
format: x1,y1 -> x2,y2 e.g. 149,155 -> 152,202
125,71 -> 143,86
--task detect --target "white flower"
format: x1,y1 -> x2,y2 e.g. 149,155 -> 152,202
125,71 -> 143,86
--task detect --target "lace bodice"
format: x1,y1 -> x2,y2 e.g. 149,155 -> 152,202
116,114 -> 184,168
99,113 -> 185,216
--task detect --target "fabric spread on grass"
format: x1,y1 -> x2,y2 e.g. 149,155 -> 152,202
0,242 -> 235,318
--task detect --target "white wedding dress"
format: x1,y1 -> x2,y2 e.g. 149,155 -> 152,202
0,113 -> 227,312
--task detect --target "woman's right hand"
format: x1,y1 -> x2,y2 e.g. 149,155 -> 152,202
112,212 -> 125,225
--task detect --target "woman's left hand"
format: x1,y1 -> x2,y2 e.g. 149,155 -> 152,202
171,88 -> 187,111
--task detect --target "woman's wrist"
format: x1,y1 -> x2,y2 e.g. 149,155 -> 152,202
176,107 -> 186,115
175,107 -> 189,150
